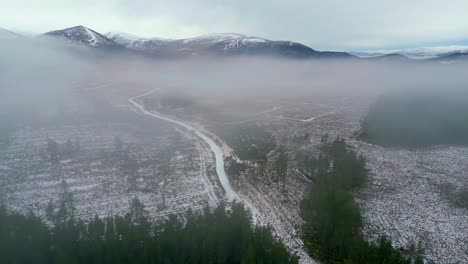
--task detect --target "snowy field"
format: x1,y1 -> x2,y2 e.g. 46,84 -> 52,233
198,94 -> 468,264
355,143 -> 468,264
0,120 -> 222,221
1,86 -> 466,264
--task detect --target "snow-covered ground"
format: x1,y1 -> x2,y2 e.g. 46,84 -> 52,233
191,93 -> 468,264
129,89 -> 316,263
354,143 -> 468,264
272,97 -> 468,263
2,79 -> 466,264
0,120 -> 223,221
128,88 -> 240,202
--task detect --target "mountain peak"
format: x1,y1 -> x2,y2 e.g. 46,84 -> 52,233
44,26 -> 118,47
68,25 -> 87,30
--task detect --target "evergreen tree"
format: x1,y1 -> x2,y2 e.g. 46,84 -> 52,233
0,200 -> 298,264
47,136 -> 59,161
300,137 -> 423,263
274,147 -> 288,183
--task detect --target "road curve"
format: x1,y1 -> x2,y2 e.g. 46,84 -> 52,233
128,88 -> 241,202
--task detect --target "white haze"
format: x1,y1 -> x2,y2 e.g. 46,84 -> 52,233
0,38 -> 91,121
1,39 -> 468,125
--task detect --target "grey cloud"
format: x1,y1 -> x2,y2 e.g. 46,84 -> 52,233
1,0 -> 467,50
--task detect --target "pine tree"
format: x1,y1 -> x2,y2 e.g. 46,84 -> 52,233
46,136 -> 59,161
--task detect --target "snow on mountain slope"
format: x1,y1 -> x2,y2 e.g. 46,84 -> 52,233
406,46 -> 468,58
180,33 -> 247,44
106,32 -> 252,49
105,31 -> 173,53
44,26 -> 118,47
105,32 -> 170,45
42,27 -> 352,58
353,45 -> 468,59
0,28 -> 21,39
103,31 -> 345,58
105,32 -> 142,46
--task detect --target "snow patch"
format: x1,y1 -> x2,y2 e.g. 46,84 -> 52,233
84,27 -> 99,46
354,45 -> 468,59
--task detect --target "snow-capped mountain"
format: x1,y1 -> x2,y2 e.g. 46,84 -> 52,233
352,45 -> 468,60
105,31 -> 352,58
105,31 -> 157,46
209,37 -> 319,58
0,28 -> 21,39
43,26 -> 119,48
39,26 -> 352,59
105,31 -> 171,52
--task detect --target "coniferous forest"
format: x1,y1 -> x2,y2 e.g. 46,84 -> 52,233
0,199 -> 297,264
0,137 -> 428,264
360,91 -> 468,147
300,137 -> 424,264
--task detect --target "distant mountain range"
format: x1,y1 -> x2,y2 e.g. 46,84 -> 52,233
39,26 -> 352,59
352,46 -> 468,61
1,25 -> 467,62
0,27 -> 21,39
105,30 -> 351,59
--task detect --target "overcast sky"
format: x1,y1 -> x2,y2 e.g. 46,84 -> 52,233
1,0 -> 468,51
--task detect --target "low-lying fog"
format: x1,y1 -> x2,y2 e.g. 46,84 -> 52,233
1,38 -> 468,124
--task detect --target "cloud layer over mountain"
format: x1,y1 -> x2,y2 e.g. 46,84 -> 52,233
2,0 -> 468,50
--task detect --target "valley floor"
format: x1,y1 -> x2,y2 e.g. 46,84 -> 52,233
1,82 -> 466,264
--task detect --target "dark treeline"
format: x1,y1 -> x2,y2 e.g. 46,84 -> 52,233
437,183 -> 468,210
360,91 -> 468,147
0,198 -> 297,264
219,124 -> 276,180
295,135 -> 333,180
218,124 -> 276,165
300,136 -> 424,263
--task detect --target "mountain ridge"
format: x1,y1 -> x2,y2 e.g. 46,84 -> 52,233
3,25 -> 467,62
0,27 -> 22,39
352,45 -> 468,60
39,26 -> 353,59
104,30 -> 351,59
